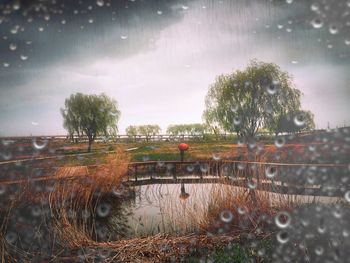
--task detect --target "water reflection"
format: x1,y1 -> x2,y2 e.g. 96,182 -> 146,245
179,183 -> 190,200
102,182 -> 342,241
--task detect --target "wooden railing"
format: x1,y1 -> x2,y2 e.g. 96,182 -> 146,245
0,130 -> 325,143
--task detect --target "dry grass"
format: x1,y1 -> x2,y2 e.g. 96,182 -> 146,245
48,148 -> 129,244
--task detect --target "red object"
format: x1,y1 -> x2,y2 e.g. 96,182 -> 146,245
178,143 -> 189,151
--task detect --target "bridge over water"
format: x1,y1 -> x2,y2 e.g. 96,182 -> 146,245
124,160 -> 348,199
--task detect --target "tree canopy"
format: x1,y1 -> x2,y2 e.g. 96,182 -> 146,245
166,124 -> 208,136
125,125 -> 161,141
203,60 -> 314,140
61,93 -> 120,152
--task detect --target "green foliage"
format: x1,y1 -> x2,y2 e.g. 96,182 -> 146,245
125,125 -> 161,136
203,60 -> 313,139
125,125 -> 161,141
61,93 -> 120,152
125,125 -> 138,137
138,125 -> 161,136
166,123 -> 209,136
275,110 -> 315,135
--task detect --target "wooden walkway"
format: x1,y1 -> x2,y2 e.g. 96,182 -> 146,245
0,160 -> 347,198
123,175 -> 345,198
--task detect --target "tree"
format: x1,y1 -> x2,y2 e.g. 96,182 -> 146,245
138,125 -> 161,141
203,60 -> 311,143
166,124 -> 208,136
61,93 -> 120,152
126,125 -> 161,142
125,125 -> 138,137
275,110 -> 315,135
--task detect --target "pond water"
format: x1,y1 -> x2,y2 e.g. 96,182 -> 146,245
99,182 -> 341,241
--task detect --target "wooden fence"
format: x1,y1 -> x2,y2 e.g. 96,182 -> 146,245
0,130 -> 324,143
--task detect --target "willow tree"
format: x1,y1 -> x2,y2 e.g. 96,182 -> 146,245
61,93 -> 120,152
203,60 -> 305,143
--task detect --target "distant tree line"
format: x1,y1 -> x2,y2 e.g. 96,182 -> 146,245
166,124 -> 208,136
125,125 -> 161,142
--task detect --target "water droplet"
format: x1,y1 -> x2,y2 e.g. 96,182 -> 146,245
112,186 -> 123,196
237,206 -> 247,215
275,137 -> 286,148
212,153 -> 221,161
98,248 -> 111,259
10,26 -> 19,34
44,14 -> 50,21
294,113 -> 306,127
220,210 -> 233,223
5,232 -> 17,244
200,163 -> 209,173
97,203 -> 111,217
310,3 -> 320,12
267,80 -> 279,95
286,0 -> 293,4
315,246 -> 324,256
329,24 -> 339,35
20,55 -> 28,60
61,19 -> 66,24
3,62 -> 10,68
38,27 -> 44,32
275,211 -> 291,229
12,2 -> 21,10
291,60 -> 298,64
233,116 -> 241,126
0,185 -> 6,195
9,43 -> 17,51
120,35 -> 128,40
311,18 -> 323,28
157,10 -> 163,15
345,39 -> 350,45
31,205 -> 42,217
88,18 -> 94,23
32,138 -> 48,150
182,5 -> 189,10
276,231 -> 289,244
1,151 -> 12,161
344,190 -> 350,202
237,163 -> 245,170
157,161 -> 165,167
96,0 -> 104,7
81,209 -> 90,219
265,166 -> 277,179
247,179 -> 257,189
186,164 -> 195,173
231,105 -> 238,113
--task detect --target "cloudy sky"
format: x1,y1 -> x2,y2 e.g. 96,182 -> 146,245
0,0 -> 349,136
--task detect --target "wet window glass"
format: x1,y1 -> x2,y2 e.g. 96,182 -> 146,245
0,0 -> 349,262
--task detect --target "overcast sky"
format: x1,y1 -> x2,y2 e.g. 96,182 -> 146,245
0,0 -> 349,136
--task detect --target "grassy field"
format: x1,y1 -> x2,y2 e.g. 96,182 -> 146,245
56,140 -> 246,166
